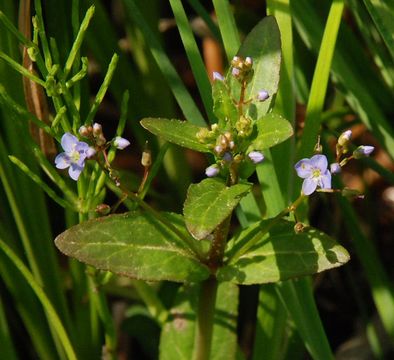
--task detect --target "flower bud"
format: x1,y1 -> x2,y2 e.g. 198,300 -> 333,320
330,162 -> 341,174
248,151 -> 264,164
257,90 -> 269,102
232,67 -> 240,78
141,149 -> 152,167
353,145 -> 374,159
79,125 -> 90,137
205,164 -> 220,178
96,134 -> 107,146
212,71 -> 224,81
114,136 -> 130,150
92,123 -> 102,136
338,130 -> 352,146
96,204 -> 111,215
214,145 -> 223,155
245,57 -> 253,66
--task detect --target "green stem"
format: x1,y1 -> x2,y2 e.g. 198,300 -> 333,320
193,277 -> 218,360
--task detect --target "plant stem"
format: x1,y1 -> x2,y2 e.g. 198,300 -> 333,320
193,277 -> 218,360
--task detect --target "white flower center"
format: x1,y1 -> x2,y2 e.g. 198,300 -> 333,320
69,146 -> 80,163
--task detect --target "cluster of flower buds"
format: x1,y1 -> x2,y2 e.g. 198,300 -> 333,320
331,130 -> 375,174
231,56 -> 254,82
201,55 -> 272,179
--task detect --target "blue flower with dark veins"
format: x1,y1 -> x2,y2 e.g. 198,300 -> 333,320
294,154 -> 332,195
55,132 -> 91,181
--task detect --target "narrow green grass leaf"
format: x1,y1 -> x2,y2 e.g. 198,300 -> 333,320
0,296 -> 18,360
297,0 -> 345,160
85,53 -> 119,125
212,0 -> 241,60
362,0 -> 394,61
123,0 -> 206,126
169,0 -> 214,123
276,278 -> 334,360
63,6 -> 95,79
292,0 -> 394,160
187,0 -> 221,41
0,239 -> 77,360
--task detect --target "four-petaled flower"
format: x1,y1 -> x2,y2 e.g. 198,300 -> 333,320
294,155 -> 332,195
55,133 -> 91,181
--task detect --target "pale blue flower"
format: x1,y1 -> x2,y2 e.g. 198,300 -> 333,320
114,136 -> 130,150
295,154 -> 332,195
248,151 -> 264,164
55,133 -> 90,180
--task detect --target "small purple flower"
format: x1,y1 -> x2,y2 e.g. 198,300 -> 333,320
257,90 -> 269,102
213,71 -> 224,81
353,145 -> 374,159
330,162 -> 341,174
114,136 -> 130,150
54,133 -> 90,181
294,154 -> 332,195
205,164 -> 220,178
248,151 -> 265,164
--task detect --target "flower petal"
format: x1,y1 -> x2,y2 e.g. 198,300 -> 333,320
61,133 -> 79,152
54,153 -> 70,169
310,154 -> 328,171
302,178 -> 317,195
320,169 -> 332,189
68,163 -> 84,181
294,158 -> 313,178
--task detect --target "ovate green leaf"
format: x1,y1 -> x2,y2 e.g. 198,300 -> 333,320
218,220 -> 350,284
55,211 -> 210,283
250,113 -> 293,150
140,118 -> 210,152
159,282 -> 239,360
184,178 -> 251,240
237,16 -> 282,119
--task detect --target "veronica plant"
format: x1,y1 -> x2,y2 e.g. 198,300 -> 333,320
51,17 -> 365,359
